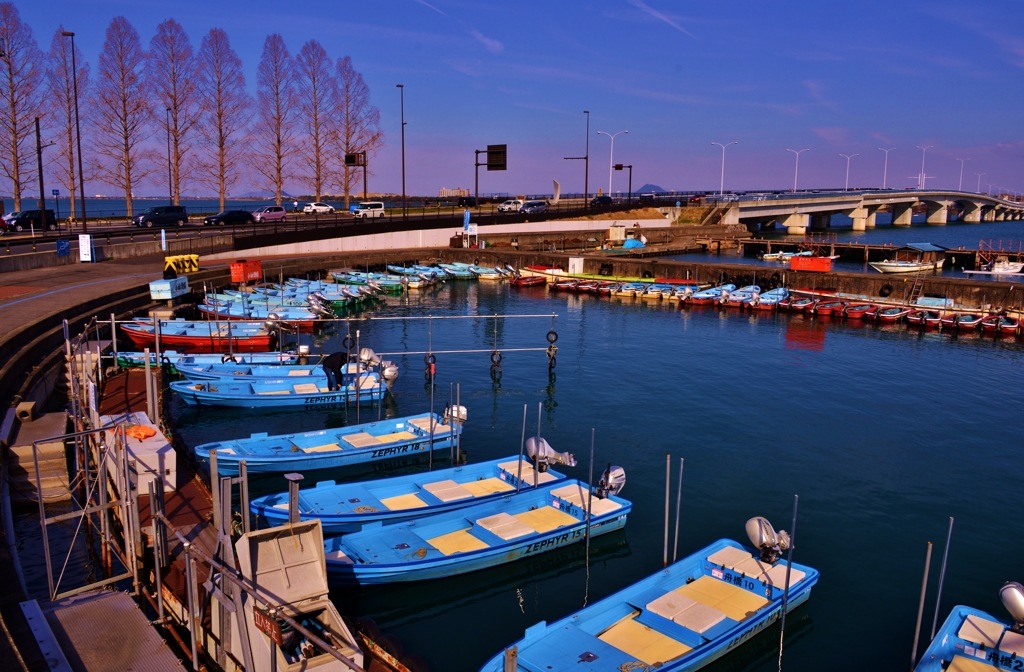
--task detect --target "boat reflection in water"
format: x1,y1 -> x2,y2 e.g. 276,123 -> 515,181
333,529 -> 630,630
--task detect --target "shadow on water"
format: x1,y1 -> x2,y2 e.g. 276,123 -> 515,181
702,606 -> 815,672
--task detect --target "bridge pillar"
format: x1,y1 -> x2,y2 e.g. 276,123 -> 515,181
925,200 -> 949,225
891,203 -> 913,226
995,209 -> 1006,221
722,205 -> 741,225
961,202 -> 983,222
782,213 -> 809,235
984,206 -> 996,222
810,212 -> 831,230
848,205 -> 879,231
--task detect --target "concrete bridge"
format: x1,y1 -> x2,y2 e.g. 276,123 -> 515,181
714,190 -> 1024,234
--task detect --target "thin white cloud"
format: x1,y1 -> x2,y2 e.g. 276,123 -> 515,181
412,0 -> 447,16
470,29 -> 504,54
626,0 -> 695,38
803,80 -> 842,114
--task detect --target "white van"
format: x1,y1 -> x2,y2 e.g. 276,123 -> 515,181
354,201 -> 385,219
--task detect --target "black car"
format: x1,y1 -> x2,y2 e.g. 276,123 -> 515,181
2,209 -> 57,233
590,196 -> 613,207
203,210 -> 255,226
133,205 -> 188,227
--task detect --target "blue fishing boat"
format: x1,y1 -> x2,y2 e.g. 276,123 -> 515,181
479,517 -> 819,672
438,264 -> 476,279
193,412 -> 460,475
251,456 -> 571,534
210,292 -> 311,308
748,287 -> 790,309
116,350 -> 304,372
323,467 -> 630,585
169,371 -> 385,407
915,583 -> 1024,671
686,283 -> 736,304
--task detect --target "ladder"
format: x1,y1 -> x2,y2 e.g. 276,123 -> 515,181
907,272 -> 926,305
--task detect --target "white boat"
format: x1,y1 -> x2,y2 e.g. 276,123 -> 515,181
986,256 -> 1024,274
869,259 -> 942,274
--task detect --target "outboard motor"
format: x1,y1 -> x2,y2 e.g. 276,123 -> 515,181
359,348 -> 381,365
442,404 -> 467,425
525,436 -> 577,471
745,516 -> 791,564
1001,582 -> 1024,633
595,463 -> 626,499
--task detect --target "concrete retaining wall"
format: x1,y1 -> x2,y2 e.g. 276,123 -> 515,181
0,234 -> 234,274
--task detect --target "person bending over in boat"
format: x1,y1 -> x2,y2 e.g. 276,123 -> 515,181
321,351 -> 346,391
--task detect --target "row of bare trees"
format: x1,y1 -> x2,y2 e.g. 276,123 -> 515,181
0,4 -> 383,217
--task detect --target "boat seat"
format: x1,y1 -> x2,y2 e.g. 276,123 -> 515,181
948,655 -> 1001,672
496,460 -> 558,485
707,546 -> 754,569
645,592 -> 697,620
427,528 -> 489,556
257,390 -> 291,395
1001,631 -> 1024,656
375,431 -> 417,444
341,432 -> 381,448
732,556 -> 771,580
292,383 -> 320,394
551,487 -> 622,516
287,370 -> 312,376
379,493 -> 429,511
957,614 -> 1004,648
675,575 -> 769,622
597,613 -> 692,666
407,417 -> 451,435
302,443 -> 341,453
672,603 -> 726,634
461,478 -> 514,497
761,564 -> 806,588
476,513 -> 535,541
513,506 -> 578,533
422,480 -> 474,502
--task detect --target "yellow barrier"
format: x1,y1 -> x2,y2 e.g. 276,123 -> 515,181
164,254 -> 199,273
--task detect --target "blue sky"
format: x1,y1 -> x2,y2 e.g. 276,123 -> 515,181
22,0 -> 1024,197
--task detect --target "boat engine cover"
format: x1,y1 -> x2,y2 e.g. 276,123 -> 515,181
745,516 -> 791,563
1001,582 -> 1024,627
525,436 -> 577,467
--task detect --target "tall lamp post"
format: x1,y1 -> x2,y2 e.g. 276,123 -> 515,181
955,158 -> 969,191
61,31 -> 87,233
165,108 -> 173,205
786,148 -> 809,192
974,173 -> 985,193
917,145 -> 933,189
840,153 -> 859,191
563,110 -> 590,206
878,147 -> 896,189
597,129 -> 627,197
710,141 -> 737,196
396,84 -> 406,219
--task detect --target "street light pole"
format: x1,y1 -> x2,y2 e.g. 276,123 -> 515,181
396,84 -> 406,219
61,31 -> 87,234
786,149 -> 809,192
710,141 -> 737,196
840,153 -> 859,191
974,173 -> 985,193
917,145 -> 933,189
597,129 -> 627,197
34,118 -> 47,217
878,147 -> 896,189
165,107 -> 173,205
955,158 -> 969,192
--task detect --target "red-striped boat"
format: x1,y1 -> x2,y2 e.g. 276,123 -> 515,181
595,281 -> 620,295
549,279 -> 578,291
875,307 -> 911,322
907,310 -> 943,327
940,313 -> 984,330
842,304 -> 875,319
510,275 -> 546,287
812,300 -> 846,316
121,322 -> 275,351
980,315 -> 1019,333
790,298 -> 816,312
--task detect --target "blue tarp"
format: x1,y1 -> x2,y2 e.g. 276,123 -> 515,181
622,238 -> 646,249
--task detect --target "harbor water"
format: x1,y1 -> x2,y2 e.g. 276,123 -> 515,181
165,281 -> 1024,671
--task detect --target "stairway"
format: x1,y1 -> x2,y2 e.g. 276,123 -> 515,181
5,412 -> 72,505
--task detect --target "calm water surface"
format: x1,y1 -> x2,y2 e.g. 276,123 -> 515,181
167,282 -> 1024,672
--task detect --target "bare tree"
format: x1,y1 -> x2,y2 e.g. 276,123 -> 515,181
295,40 -> 336,201
196,28 -> 251,212
252,34 -> 295,207
0,3 -> 43,211
45,27 -> 89,220
90,16 -> 154,218
147,18 -> 198,204
334,56 -> 383,207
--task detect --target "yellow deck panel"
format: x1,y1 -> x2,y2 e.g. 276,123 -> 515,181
513,506 -> 578,533
341,432 -> 381,448
287,370 -> 312,376
292,383 -> 320,394
1001,630 -> 1024,656
598,614 -> 691,666
462,478 -> 514,497
257,390 -> 291,395
673,575 -> 767,622
375,431 -> 417,443
428,528 -> 489,556
672,603 -> 726,634
302,443 -> 342,453
715,589 -> 769,621
948,655 -> 1002,672
379,493 -> 429,511
706,546 -> 753,570
958,614 -> 1004,648
408,417 -> 451,434
762,564 -> 806,587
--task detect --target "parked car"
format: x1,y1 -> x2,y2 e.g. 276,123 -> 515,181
133,205 -> 188,228
2,209 -> 57,232
498,199 -> 523,212
203,210 -> 255,226
590,195 -> 613,207
353,201 -> 385,219
303,202 -> 335,214
520,200 -> 548,214
457,197 -> 477,207
253,205 -> 287,223
688,194 -> 704,203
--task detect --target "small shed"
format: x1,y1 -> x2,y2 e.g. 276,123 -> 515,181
894,243 -> 947,264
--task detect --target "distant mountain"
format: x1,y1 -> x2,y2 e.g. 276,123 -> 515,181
636,183 -> 666,193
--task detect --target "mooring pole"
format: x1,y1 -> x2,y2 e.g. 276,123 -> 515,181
777,494 -> 799,672
672,457 -> 684,563
516,404 -> 526,493
911,541 -> 934,669
663,453 -> 670,567
930,517 -> 954,640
